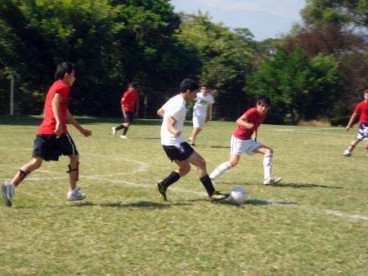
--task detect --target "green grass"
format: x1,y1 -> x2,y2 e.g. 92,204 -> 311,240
0,116 -> 367,275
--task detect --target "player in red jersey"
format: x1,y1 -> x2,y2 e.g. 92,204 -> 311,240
343,89 -> 368,157
112,83 -> 140,139
1,62 -> 92,207
210,96 -> 282,185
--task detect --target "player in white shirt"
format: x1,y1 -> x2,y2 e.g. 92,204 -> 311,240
156,79 -> 229,202
189,85 -> 215,146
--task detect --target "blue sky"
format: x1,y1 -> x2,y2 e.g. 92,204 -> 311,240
170,0 -> 307,41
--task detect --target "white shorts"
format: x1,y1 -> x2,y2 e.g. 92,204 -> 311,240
356,123 -> 368,141
193,115 -> 206,128
230,135 -> 263,156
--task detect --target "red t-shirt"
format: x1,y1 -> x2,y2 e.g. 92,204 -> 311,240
354,101 -> 368,123
120,90 -> 139,112
233,107 -> 267,140
37,80 -> 70,134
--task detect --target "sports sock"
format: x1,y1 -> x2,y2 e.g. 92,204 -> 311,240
123,126 -> 129,135
160,171 -> 180,188
115,125 -> 125,131
209,161 -> 231,180
200,175 -> 215,196
263,154 -> 273,180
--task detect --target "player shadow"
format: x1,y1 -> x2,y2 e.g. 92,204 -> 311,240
98,201 -> 192,208
269,183 -> 343,189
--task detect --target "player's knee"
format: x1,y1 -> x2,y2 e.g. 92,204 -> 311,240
179,164 -> 191,175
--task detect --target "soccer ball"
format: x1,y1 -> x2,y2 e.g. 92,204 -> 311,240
230,187 -> 247,205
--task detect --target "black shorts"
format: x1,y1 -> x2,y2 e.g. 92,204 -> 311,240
32,133 -> 79,161
124,111 -> 134,123
162,142 -> 194,161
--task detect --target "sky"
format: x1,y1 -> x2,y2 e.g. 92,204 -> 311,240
170,0 -> 307,41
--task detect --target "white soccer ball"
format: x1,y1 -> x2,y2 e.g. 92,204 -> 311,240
230,187 -> 247,204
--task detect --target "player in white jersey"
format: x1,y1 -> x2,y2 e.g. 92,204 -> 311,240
155,79 -> 229,202
189,85 -> 215,146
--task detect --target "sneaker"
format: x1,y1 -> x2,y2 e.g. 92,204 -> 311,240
210,191 -> 230,201
112,127 -> 117,136
155,182 -> 167,202
264,176 -> 282,185
67,188 -> 86,201
120,135 -> 128,139
343,149 -> 351,157
1,182 -> 15,207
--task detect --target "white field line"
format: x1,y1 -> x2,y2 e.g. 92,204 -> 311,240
6,163 -> 368,222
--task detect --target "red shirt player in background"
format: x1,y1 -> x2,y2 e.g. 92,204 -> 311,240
343,89 -> 368,157
1,62 -> 92,207
112,83 -> 140,139
210,96 -> 282,185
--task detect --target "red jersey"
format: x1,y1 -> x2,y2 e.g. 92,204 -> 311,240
121,90 -> 139,112
37,80 -> 70,134
233,107 -> 267,140
354,101 -> 368,123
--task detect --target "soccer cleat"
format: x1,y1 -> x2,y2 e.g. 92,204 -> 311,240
155,182 -> 167,202
343,149 -> 351,157
210,191 -> 230,201
264,176 -> 282,185
1,182 -> 15,207
112,127 -> 117,136
120,135 -> 128,139
67,188 -> 86,201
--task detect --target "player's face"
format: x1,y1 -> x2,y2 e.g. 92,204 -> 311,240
186,89 -> 198,102
364,92 -> 368,101
64,70 -> 76,87
257,102 -> 270,115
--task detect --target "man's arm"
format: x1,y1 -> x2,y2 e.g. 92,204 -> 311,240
65,109 -> 92,137
167,116 -> 180,137
52,93 -> 63,137
346,113 -> 358,131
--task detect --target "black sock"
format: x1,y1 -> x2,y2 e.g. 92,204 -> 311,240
161,171 -> 180,188
200,175 -> 215,196
116,125 -> 125,131
123,126 -> 129,135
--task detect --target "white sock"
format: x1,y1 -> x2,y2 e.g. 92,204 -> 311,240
263,154 -> 273,180
210,161 -> 232,180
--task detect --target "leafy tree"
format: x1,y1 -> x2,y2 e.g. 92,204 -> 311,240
247,46 -> 339,124
178,12 -> 256,119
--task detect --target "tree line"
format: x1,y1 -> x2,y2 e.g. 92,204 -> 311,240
1,0 -> 367,125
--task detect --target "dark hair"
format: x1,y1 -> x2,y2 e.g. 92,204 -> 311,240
54,62 -> 75,80
128,83 -> 135,88
179,78 -> 199,93
257,95 -> 271,106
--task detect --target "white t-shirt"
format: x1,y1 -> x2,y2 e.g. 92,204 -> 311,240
160,94 -> 186,145
193,92 -> 215,117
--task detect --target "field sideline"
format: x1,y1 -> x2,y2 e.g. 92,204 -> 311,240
0,116 -> 367,275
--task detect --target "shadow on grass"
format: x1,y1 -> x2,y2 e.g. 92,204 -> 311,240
270,183 -> 343,189
63,200 -> 192,209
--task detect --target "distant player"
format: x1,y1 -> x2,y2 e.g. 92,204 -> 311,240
343,89 -> 368,157
1,62 -> 92,207
188,84 -> 214,146
155,78 -> 229,202
112,83 -> 140,139
210,96 -> 282,185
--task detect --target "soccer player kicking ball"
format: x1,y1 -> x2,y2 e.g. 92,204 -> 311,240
155,78 -> 229,202
210,96 -> 282,185
2,62 -> 92,207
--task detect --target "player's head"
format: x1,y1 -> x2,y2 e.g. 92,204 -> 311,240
364,89 -> 368,100
200,84 -> 209,94
55,62 -> 75,86
180,78 -> 199,102
128,83 -> 136,91
256,96 -> 271,114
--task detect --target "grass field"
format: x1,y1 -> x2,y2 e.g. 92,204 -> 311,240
0,116 -> 367,275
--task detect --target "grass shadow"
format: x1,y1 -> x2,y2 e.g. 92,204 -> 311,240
271,183 -> 343,189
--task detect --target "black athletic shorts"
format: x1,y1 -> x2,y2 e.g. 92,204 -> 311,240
162,142 -> 194,161
32,133 -> 79,161
124,111 -> 134,123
